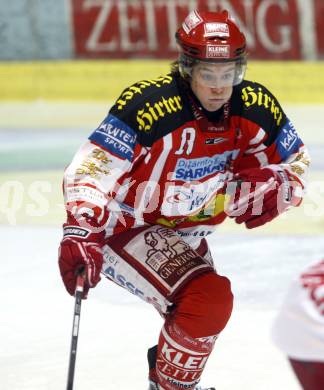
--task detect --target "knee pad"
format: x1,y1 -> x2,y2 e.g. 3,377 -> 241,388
171,272 -> 233,337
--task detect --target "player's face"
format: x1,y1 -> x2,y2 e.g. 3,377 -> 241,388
190,62 -> 235,112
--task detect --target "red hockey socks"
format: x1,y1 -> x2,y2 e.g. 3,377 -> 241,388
155,272 -> 233,389
155,321 -> 215,389
289,358 -> 324,390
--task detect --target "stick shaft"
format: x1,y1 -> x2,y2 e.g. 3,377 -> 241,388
66,275 -> 84,390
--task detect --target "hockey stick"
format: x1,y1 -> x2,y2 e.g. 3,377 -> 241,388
66,274 -> 85,390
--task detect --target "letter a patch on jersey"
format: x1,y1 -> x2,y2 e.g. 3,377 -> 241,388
175,128 -> 196,155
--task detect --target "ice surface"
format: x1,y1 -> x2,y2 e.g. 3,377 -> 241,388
2,226 -> 324,390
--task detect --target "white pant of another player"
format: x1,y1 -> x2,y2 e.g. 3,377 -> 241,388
272,260 -> 324,390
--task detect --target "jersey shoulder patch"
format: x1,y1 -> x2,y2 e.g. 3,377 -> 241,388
231,80 -> 287,141
89,113 -> 137,161
109,73 -> 190,146
112,74 -> 175,113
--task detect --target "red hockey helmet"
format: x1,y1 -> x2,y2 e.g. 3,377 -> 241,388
176,10 -> 247,86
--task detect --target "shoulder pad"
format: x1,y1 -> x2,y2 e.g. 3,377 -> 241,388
232,80 -> 287,141
113,74 -> 174,112
109,74 -> 188,146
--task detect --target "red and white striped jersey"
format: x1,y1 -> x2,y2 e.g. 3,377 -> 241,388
64,73 -> 310,239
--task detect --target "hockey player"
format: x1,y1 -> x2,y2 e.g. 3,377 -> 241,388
58,9 -> 310,390
272,260 -> 324,390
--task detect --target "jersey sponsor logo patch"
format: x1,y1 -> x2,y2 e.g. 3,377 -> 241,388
161,173 -> 227,216
276,119 -> 303,159
176,229 -> 213,238
136,95 -> 183,132
162,175 -> 226,216
241,85 -> 284,126
166,188 -> 208,213
205,137 -> 226,145
103,265 -> 144,298
206,44 -> 230,58
173,150 -> 239,181
123,226 -> 212,292
116,75 -> 173,111
141,228 -> 206,284
66,185 -> 107,205
63,226 -> 90,238
89,114 -> 136,161
75,148 -> 112,179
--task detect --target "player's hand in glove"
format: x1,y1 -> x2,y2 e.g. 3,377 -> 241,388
225,167 -> 303,229
58,202 -> 107,298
